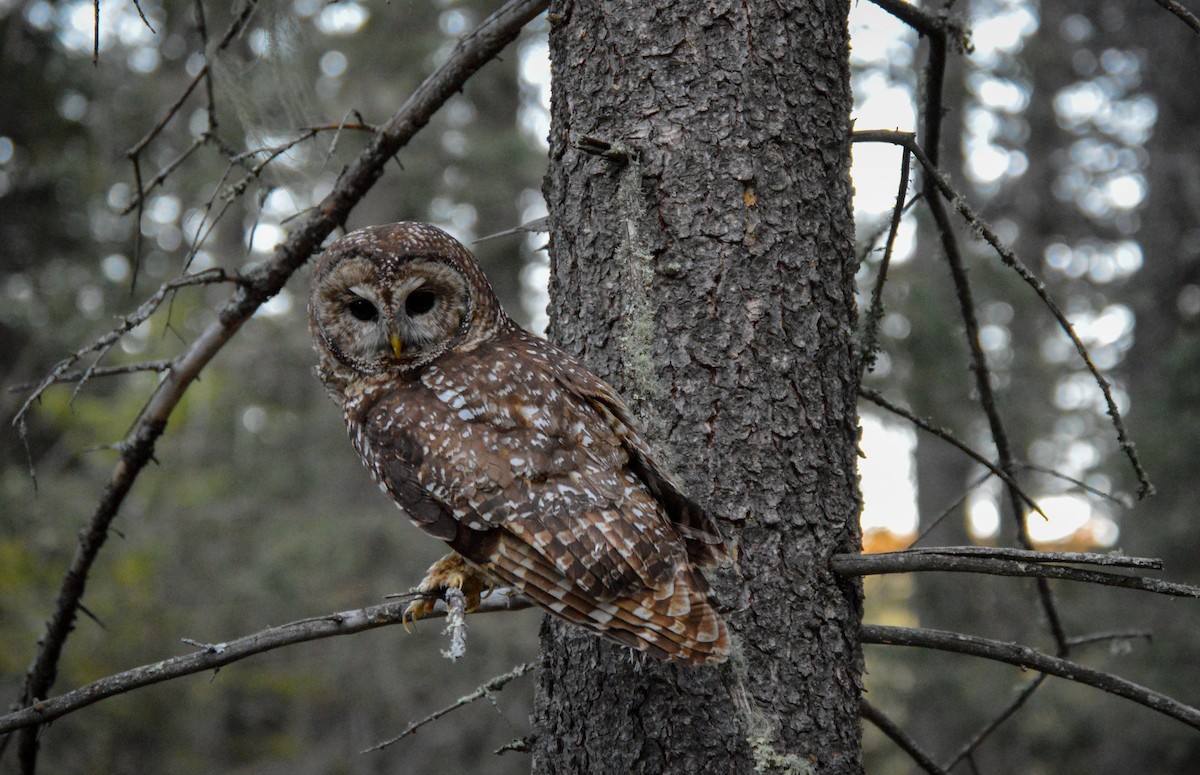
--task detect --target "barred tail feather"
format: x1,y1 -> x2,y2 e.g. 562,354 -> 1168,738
487,534 -> 729,665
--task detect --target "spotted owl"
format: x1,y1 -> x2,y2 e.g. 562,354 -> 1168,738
307,222 -> 729,664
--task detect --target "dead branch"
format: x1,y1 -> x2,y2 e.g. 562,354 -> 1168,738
853,129 -> 1154,500
859,146 -> 912,383
944,675 -> 1045,770
1153,0 -> 1200,32
859,387 -> 1048,521
833,550 -> 1200,599
6,361 -> 173,393
847,545 -> 1163,570
11,1 -> 549,769
861,699 -> 948,775
0,590 -> 533,736
12,268 -> 240,427
362,660 -> 536,754
862,625 -> 1200,731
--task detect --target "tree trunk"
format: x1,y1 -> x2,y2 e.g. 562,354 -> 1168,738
532,2 -> 863,773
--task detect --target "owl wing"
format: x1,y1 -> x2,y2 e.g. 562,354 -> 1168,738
549,355 -> 729,567
358,334 -> 728,661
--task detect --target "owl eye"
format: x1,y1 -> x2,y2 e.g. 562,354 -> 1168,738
405,289 -> 437,316
347,297 -> 378,322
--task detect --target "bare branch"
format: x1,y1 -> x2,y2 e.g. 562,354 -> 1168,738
124,0 -> 259,159
943,675 -> 1046,771
853,129 -> 1154,500
866,0 -> 943,37
833,551 -> 1200,599
0,590 -> 533,735
859,146 -> 911,383
862,625 -> 1200,731
6,360 -> 173,393
1017,462 -> 1133,508
860,387 -> 1049,521
1153,0 -> 1200,33
861,699 -> 949,775
362,660 -> 536,754
849,545 -> 1163,570
12,1 -> 550,768
909,469 -> 992,547
11,268 -> 239,428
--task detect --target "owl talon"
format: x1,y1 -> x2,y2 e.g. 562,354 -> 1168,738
400,553 -> 489,631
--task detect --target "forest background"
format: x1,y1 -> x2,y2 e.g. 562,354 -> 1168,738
1,0 -> 1198,772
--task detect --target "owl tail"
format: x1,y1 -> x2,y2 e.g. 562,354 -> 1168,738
488,535 -> 730,665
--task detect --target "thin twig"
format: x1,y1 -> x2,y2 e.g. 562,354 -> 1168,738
862,625 -> 1200,730
861,699 -> 949,775
853,129 -> 1154,499
943,676 -> 1046,771
12,269 -> 239,428
6,361 -> 173,393
1068,630 -> 1153,649
362,660 -> 536,754
859,388 -> 1048,521
859,147 -> 911,383
1017,462 -> 1133,509
909,469 -> 993,547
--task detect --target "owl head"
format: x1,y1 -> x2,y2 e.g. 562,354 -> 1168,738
308,223 -> 506,384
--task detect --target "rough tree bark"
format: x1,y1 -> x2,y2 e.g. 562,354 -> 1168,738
532,2 -> 863,773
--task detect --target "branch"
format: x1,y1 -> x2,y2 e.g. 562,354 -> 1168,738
861,699 -> 949,775
12,268 -> 240,429
843,545 -> 1163,570
862,625 -> 1200,731
1153,0 -> 1200,33
0,591 -> 533,735
833,550 -> 1200,599
943,675 -> 1045,771
12,1 -> 549,769
860,387 -> 1048,521
853,129 -> 1154,499
6,360 -> 173,393
866,0 -> 944,37
858,147 -> 911,383
362,660 -> 536,754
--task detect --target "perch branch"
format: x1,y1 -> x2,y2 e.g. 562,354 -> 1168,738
0,591 -> 533,735
11,1 -> 549,770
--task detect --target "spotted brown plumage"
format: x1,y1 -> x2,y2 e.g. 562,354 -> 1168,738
307,222 -> 729,664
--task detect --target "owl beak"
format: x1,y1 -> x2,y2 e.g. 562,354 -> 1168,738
389,332 -> 404,359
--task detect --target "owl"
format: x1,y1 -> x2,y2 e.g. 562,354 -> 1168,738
307,222 -> 729,664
